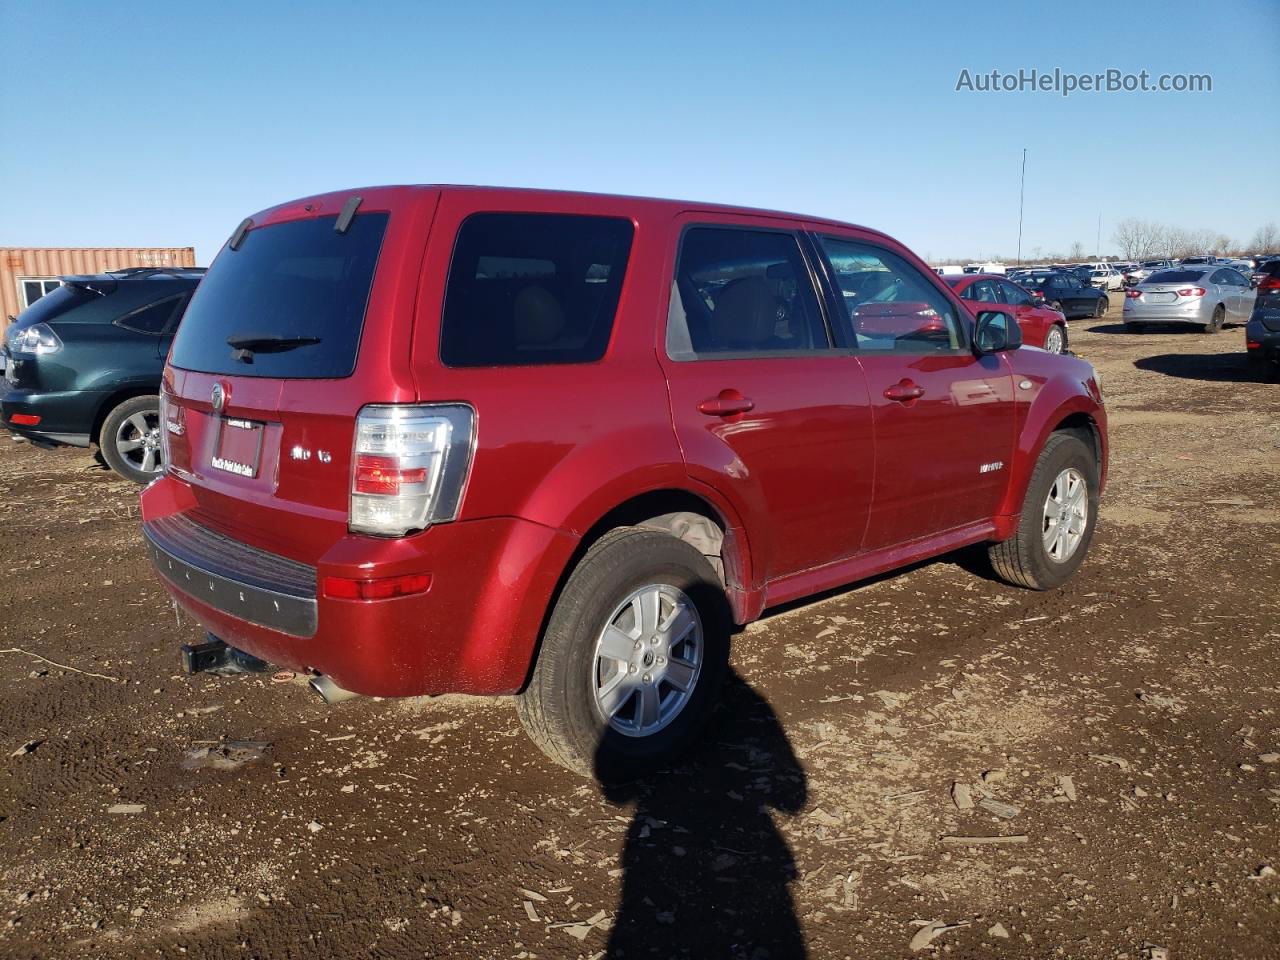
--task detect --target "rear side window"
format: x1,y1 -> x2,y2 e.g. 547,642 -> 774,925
170,213 -> 388,378
115,294 -> 187,335
667,227 -> 827,359
12,283 -> 94,325
440,213 -> 634,367
1148,270 -> 1205,284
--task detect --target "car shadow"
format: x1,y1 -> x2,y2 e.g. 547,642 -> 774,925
1083,321 -> 1244,336
596,668 -> 809,959
1134,353 -> 1267,383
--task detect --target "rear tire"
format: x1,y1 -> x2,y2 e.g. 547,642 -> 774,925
1094,296 -> 1109,318
988,433 -> 1099,591
1204,304 -> 1225,334
516,528 -> 730,778
98,395 -> 164,484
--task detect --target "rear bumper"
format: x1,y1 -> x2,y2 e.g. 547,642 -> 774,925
0,379 -> 98,446
140,474 -> 576,697
1122,300 -> 1212,325
1246,322 -> 1280,366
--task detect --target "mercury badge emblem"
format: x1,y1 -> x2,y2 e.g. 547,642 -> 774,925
211,382 -> 228,412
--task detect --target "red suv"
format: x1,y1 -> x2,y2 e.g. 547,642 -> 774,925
142,186 -> 1107,775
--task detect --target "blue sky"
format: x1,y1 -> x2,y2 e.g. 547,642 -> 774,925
2,0 -> 1277,264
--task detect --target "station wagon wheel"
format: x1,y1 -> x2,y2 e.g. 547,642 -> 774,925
517,528 -> 729,777
98,395 -> 164,484
1043,324 -> 1066,354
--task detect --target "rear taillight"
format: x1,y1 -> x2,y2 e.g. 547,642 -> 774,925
1177,287 -> 1206,297
1259,276 -> 1280,292
158,392 -> 184,473
1126,289 -> 1142,298
349,404 -> 475,537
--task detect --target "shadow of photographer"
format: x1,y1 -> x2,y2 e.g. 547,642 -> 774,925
596,668 -> 808,959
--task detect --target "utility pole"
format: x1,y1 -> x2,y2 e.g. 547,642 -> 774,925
1016,148 -> 1026,265
1096,212 -> 1102,259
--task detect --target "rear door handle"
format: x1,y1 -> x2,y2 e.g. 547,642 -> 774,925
698,389 -> 755,417
883,379 -> 925,403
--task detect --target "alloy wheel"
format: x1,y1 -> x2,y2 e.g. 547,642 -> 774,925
1042,467 -> 1088,563
114,411 -> 163,475
592,584 -> 703,738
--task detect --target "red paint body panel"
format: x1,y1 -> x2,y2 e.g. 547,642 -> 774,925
144,185 -> 1108,698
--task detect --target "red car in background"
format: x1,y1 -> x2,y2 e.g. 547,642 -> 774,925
944,273 -> 1069,354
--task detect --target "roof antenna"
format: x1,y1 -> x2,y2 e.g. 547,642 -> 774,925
334,196 -> 362,234
228,218 -> 253,251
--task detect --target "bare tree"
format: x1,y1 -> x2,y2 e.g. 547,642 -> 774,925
1068,240 -> 1085,260
1250,222 -> 1279,254
1112,218 -> 1165,260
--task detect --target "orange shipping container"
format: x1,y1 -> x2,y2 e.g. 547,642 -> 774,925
2,247 -> 197,328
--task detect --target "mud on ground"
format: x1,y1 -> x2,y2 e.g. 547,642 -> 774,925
1,301 -> 1277,959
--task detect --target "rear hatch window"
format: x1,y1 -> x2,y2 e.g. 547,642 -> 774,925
1147,270 -> 1205,284
170,213 -> 388,378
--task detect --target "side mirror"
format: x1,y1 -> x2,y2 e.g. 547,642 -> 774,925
974,309 -> 1022,354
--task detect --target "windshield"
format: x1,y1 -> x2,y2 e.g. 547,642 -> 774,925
170,213 -> 388,378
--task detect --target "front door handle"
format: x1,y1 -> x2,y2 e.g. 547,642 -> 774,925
698,389 -> 755,417
883,379 -> 925,403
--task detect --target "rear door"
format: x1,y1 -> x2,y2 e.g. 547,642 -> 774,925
659,218 -> 875,582
810,233 -> 1017,551
997,278 -> 1054,347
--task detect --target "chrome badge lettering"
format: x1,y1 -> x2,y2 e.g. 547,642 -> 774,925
980,461 -> 1005,473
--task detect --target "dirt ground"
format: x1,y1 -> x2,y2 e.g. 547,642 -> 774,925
1,299 -> 1277,960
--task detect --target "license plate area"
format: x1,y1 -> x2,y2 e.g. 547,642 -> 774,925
211,417 -> 265,478
1145,292 -> 1177,303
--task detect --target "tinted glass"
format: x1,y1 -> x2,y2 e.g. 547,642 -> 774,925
819,237 -> 963,354
440,213 -> 633,367
115,295 -> 186,335
970,279 -> 1000,302
1148,270 -> 1205,284
667,228 -> 826,358
1001,281 -> 1032,306
170,213 -> 388,378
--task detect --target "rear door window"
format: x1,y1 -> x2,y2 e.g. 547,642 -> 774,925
440,213 -> 634,367
667,227 -> 828,359
169,213 -> 388,378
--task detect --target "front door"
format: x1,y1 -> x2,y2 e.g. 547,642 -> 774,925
810,233 -> 1017,551
659,220 -> 875,583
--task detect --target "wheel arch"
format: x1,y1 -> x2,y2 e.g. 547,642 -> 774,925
999,392 -> 1107,526
91,383 -> 161,446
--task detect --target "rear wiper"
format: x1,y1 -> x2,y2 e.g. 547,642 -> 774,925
226,333 -> 321,362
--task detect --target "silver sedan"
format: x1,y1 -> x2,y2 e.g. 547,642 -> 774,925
1122,266 -> 1255,332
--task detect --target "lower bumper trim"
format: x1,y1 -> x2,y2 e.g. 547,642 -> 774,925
144,520 -> 318,638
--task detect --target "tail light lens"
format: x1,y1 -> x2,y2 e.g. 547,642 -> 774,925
322,573 -> 433,600
1259,276 -> 1280,292
1126,289 -> 1142,299
1177,287 -> 1206,297
5,322 -> 62,356
158,391 -> 184,473
349,404 -> 475,537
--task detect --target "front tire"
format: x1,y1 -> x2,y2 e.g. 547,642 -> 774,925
517,528 -> 730,777
988,433 -> 1099,591
99,395 -> 164,484
1043,324 -> 1067,354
